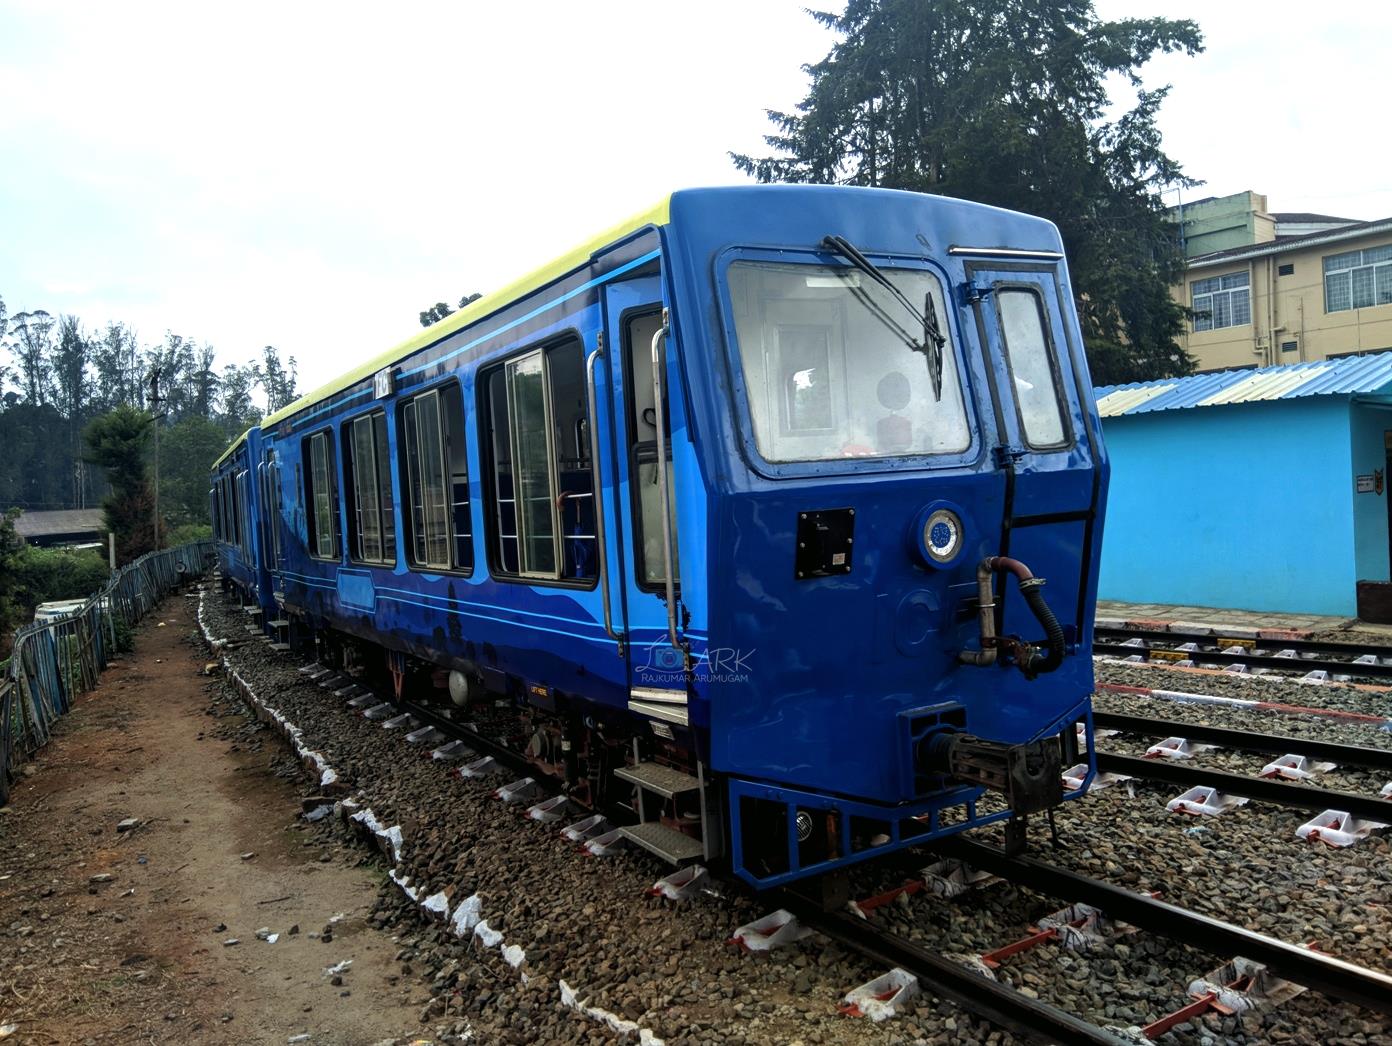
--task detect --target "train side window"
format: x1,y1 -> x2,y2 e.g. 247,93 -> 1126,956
304,431 -> 339,560
343,411 -> 396,566
271,455 -> 284,562
623,310 -> 679,589
996,288 -> 1069,449
400,383 -> 473,573
218,477 -> 228,543
481,334 -> 595,583
229,473 -> 239,549
236,469 -> 250,558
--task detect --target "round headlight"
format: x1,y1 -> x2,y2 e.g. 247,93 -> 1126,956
913,503 -> 967,568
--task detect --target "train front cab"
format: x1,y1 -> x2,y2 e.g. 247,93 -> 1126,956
664,187 -> 1110,888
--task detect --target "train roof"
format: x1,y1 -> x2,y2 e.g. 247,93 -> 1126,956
211,427 -> 254,471
224,185 -> 1060,462
259,196 -> 673,432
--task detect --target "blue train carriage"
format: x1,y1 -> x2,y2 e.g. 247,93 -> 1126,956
229,185 -> 1108,890
211,426 -> 286,627
210,428 -> 261,600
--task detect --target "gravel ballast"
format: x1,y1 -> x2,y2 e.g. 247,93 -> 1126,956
198,587 -> 1392,1044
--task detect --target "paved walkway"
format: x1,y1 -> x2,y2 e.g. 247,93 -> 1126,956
1096,599 -> 1392,639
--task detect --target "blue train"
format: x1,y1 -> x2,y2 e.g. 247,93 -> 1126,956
211,185 -> 1109,890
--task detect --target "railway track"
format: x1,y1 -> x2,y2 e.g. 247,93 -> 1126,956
931,837 -> 1392,1020
1095,626 -> 1392,682
300,658 -> 1392,1044
1088,710 -> 1392,822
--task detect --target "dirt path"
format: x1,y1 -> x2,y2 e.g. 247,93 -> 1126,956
0,595 -> 428,1045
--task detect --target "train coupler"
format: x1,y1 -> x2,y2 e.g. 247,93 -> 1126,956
922,732 -> 1063,816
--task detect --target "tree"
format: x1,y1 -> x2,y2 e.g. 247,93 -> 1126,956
0,403 -> 69,510
419,292 -> 482,328
83,406 -> 158,563
160,416 -> 229,528
145,332 -> 196,422
218,361 -> 262,438
260,344 -> 298,412
53,315 -> 95,507
191,343 -> 219,420
8,309 -> 56,404
91,322 -> 142,413
0,508 -> 25,648
730,0 -> 1204,384
0,292 -> 9,406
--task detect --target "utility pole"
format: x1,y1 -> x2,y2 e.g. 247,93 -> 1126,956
148,367 -> 163,551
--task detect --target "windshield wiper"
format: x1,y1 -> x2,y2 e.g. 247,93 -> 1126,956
821,234 -> 946,400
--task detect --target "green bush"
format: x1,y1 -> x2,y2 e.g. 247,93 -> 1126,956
14,546 -> 112,619
166,522 -> 213,546
110,615 -> 134,653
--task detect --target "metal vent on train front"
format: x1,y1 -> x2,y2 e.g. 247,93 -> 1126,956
794,508 -> 855,579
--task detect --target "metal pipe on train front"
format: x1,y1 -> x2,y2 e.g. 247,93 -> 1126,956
959,558 -> 1000,666
959,556 -> 1066,678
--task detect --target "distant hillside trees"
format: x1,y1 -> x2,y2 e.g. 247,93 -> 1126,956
0,289 -> 299,538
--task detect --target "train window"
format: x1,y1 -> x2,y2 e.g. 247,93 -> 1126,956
271,456 -> 284,562
996,288 -> 1068,449
304,431 -> 338,560
726,261 -> 970,462
481,335 -> 595,582
400,383 -> 473,573
228,473 -> 239,548
260,449 -> 283,568
623,309 -> 679,589
236,469 -> 251,559
344,411 -> 396,566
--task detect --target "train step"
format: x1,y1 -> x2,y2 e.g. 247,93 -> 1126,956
267,618 -> 289,629
614,761 -> 700,799
618,822 -> 704,864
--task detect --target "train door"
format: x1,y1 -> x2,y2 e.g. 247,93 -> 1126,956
260,445 -> 286,589
596,275 -> 690,727
965,262 -> 1103,642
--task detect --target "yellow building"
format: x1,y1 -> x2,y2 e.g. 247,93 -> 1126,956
1172,194 -> 1392,372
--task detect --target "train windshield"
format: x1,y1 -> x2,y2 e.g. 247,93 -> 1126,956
726,260 -> 970,463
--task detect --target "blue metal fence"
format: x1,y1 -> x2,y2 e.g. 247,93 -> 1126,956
0,540 -> 215,804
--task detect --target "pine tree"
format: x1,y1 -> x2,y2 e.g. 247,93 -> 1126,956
731,0 -> 1204,384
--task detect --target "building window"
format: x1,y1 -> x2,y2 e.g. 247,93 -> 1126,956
344,411 -> 396,565
400,384 -> 473,573
1324,245 -> 1392,313
1191,271 -> 1250,332
304,431 -> 338,560
481,335 -> 596,582
1277,262 -> 1294,277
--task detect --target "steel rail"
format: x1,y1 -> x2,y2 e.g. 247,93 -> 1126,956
393,695 -> 554,785
1093,711 -> 1392,772
1097,625 -> 1392,661
1095,752 -> 1392,823
786,903 -> 1128,1045
1094,641 -> 1392,681
933,836 -> 1392,1018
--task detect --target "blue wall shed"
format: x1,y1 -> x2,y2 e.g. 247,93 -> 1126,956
1095,354 -> 1392,617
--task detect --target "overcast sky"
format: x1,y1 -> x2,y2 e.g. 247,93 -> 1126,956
2,0 -> 1388,400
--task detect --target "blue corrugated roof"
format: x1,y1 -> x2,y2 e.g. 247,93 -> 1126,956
1094,351 -> 1392,417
